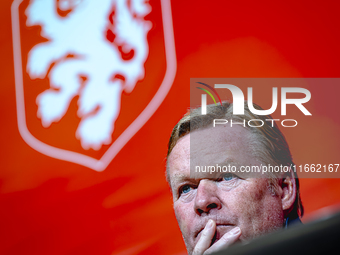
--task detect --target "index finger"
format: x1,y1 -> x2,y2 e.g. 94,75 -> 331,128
192,219 -> 216,255
204,227 -> 241,254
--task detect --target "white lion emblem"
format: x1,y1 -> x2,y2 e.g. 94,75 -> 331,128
25,0 -> 152,150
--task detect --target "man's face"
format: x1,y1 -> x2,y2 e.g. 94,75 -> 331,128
167,126 -> 285,254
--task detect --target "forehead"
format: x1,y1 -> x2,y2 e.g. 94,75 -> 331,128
168,126 -> 257,183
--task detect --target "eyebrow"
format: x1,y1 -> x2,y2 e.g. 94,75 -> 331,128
191,159 -> 243,176
171,173 -> 191,184
170,159 -> 245,186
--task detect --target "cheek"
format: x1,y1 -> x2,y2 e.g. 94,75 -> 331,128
232,181 -> 265,212
174,203 -> 192,236
230,181 -> 283,238
231,188 -> 262,222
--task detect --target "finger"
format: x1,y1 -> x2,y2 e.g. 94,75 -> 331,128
204,227 -> 241,254
192,219 -> 216,255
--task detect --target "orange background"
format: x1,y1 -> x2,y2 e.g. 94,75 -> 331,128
1,0 -> 340,254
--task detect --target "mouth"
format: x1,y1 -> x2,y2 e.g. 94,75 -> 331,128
195,224 -> 235,245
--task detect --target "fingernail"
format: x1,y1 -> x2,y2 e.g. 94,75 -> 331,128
230,227 -> 241,234
206,219 -> 214,229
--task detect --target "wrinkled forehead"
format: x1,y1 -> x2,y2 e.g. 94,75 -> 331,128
167,126 -> 258,183
190,126 -> 252,165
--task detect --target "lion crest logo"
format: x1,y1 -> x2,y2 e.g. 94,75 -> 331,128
26,0 -> 152,150
12,0 -> 176,171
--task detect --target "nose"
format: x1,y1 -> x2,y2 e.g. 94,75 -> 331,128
194,180 -> 222,215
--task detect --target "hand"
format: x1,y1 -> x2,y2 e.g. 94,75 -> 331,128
192,219 -> 241,255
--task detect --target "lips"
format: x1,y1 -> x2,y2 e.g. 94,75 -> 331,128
195,224 -> 235,245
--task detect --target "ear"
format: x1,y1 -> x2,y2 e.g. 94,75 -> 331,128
281,170 -> 296,215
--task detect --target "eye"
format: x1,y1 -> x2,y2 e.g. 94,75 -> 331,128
222,173 -> 235,181
179,185 -> 192,195
182,185 -> 191,193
